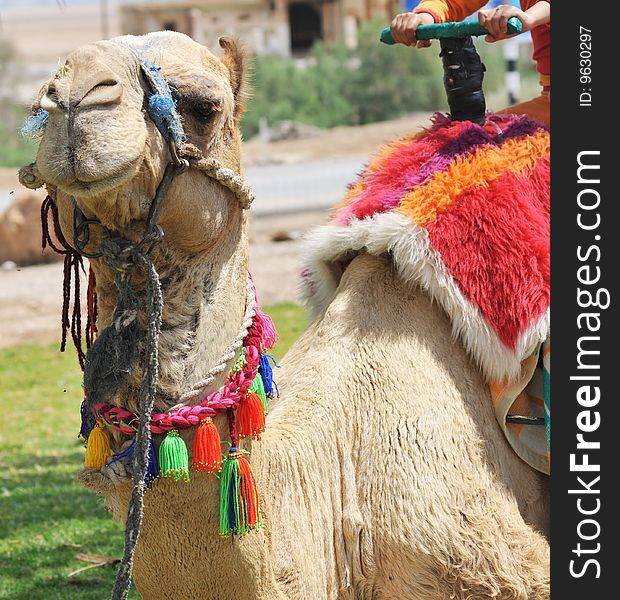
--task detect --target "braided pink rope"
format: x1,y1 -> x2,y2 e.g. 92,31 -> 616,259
248,273 -> 278,349
96,288 -> 278,436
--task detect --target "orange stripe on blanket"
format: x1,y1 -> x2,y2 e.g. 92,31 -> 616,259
396,129 -> 550,226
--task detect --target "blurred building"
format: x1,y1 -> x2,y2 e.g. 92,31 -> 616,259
120,0 -> 402,56
1,1 -> 121,103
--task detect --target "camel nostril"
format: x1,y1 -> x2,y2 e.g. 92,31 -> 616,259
40,83 -> 62,111
46,83 -> 59,102
78,79 -> 123,108
91,79 -> 118,89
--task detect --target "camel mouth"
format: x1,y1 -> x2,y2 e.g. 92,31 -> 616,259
40,154 -> 143,199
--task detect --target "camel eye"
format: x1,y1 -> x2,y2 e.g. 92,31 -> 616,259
191,100 -> 218,123
167,79 -> 221,125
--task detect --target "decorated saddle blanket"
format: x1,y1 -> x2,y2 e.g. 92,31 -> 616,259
300,113 -> 550,474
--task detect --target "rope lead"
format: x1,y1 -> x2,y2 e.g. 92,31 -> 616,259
109,242 -> 163,600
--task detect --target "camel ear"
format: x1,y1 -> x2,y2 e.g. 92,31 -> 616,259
218,37 -> 250,120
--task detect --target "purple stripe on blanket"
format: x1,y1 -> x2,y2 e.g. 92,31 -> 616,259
379,126 -> 494,212
498,116 -> 549,139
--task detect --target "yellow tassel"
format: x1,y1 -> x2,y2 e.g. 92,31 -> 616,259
85,419 -> 112,470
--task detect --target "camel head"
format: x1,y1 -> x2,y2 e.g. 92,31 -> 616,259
20,32 -> 255,409
25,31 -> 250,254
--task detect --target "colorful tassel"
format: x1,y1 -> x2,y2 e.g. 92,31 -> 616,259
258,353 -> 279,398
193,417 -> 223,474
219,449 -> 261,538
254,308 -> 279,349
237,392 -> 266,439
79,399 -> 96,440
84,419 -> 112,470
158,430 -> 189,481
249,372 -> 269,414
106,437 -> 159,488
145,437 -> 159,488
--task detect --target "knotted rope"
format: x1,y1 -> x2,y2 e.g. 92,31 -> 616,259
180,144 -> 255,209
113,247 -> 162,600
175,278 -> 255,403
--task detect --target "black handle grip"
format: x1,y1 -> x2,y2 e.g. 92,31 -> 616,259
440,37 -> 486,126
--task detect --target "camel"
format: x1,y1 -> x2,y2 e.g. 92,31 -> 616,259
20,31 -> 550,599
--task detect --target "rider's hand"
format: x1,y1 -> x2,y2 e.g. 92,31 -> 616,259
390,12 -> 435,48
478,5 -> 533,42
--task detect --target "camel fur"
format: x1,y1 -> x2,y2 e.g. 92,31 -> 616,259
23,31 -> 549,599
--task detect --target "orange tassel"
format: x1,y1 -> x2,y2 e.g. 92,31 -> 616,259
84,419 -> 111,470
193,417 -> 222,474
237,392 -> 266,440
237,453 -> 260,529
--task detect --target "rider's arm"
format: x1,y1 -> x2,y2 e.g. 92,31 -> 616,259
390,0 -> 486,46
525,1 -> 551,28
412,0 -> 488,24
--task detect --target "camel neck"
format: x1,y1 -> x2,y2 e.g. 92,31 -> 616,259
91,215 -> 249,413
154,225 -> 250,408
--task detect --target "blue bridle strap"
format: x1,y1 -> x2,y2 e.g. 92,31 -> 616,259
122,44 -> 186,147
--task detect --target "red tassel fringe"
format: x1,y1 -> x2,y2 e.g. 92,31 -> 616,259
237,453 -> 260,529
237,392 -> 266,440
193,417 -> 223,474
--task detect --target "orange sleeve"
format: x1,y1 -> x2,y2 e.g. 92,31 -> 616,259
414,0 -> 489,23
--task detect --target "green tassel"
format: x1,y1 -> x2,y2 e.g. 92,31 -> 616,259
220,452 -> 240,537
158,430 -> 189,481
249,372 -> 269,415
219,449 -> 261,538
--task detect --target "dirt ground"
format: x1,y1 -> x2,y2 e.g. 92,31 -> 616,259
0,114 -> 431,349
241,114 -> 428,165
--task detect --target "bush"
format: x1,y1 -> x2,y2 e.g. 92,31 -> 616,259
0,102 -> 38,168
241,19 -> 514,139
0,38 -> 37,168
347,20 -> 447,125
241,19 -> 447,139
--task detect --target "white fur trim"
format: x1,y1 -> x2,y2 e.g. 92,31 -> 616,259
299,212 -> 550,383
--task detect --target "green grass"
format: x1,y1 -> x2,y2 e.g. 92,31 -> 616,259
264,302 -> 308,361
0,137 -> 37,169
0,302 -> 307,600
0,101 -> 38,168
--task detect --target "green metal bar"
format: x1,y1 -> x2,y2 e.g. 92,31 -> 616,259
380,17 -> 523,45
